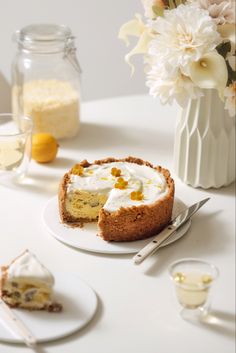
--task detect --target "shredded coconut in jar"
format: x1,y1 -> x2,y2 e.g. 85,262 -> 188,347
12,79 -> 80,139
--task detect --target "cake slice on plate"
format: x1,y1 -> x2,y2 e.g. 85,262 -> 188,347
0,250 -> 62,312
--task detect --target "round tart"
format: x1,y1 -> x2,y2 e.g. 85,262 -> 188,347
59,157 -> 175,242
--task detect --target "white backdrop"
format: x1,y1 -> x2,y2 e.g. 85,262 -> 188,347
0,0 -> 147,112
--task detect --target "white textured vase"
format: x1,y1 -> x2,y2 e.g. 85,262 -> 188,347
174,89 -> 235,188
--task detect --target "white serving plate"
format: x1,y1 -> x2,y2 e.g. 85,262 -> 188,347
42,196 -> 191,254
0,272 -> 97,344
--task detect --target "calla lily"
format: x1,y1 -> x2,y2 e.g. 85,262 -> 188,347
124,30 -> 152,75
118,14 -> 152,74
118,14 -> 145,46
189,51 -> 228,99
218,24 -> 236,54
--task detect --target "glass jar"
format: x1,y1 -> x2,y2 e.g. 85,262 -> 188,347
12,24 -> 81,140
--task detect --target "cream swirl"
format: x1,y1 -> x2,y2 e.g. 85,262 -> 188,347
67,162 -> 169,213
8,250 -> 54,286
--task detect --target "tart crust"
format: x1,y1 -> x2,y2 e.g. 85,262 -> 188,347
59,156 -> 175,241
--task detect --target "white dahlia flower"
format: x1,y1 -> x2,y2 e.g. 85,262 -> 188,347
148,4 -> 220,72
146,64 -> 203,106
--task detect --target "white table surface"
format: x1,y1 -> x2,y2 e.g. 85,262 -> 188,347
0,95 -> 235,353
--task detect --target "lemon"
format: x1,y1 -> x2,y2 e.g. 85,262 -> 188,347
32,133 -> 58,163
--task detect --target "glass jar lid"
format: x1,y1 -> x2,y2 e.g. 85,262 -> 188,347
14,24 -> 74,52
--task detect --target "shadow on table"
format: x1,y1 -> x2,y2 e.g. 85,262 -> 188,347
194,310 -> 235,340
46,157 -> 79,169
0,173 -> 60,196
142,210 -> 228,277
20,173 -> 61,196
205,182 -> 235,198
60,121 -> 173,154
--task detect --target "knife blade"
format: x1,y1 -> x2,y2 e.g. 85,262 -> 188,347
133,197 -> 210,265
0,298 -> 37,348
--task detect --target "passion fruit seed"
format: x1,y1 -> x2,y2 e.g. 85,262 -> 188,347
111,167 -> 121,177
71,164 -> 84,176
114,177 -> 128,190
130,191 -> 144,201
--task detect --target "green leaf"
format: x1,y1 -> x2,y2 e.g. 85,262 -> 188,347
152,5 -> 164,17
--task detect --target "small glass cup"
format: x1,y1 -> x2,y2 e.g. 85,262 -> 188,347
0,113 -> 33,183
169,258 -> 219,322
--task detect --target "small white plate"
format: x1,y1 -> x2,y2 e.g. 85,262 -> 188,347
0,273 -> 97,344
42,197 -> 191,255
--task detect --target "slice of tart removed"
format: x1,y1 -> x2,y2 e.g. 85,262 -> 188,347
0,250 -> 62,312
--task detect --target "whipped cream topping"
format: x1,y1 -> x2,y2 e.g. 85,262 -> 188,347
8,250 -> 54,286
67,161 -> 169,212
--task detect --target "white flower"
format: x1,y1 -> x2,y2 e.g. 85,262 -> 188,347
148,4 -> 220,72
188,51 -> 228,98
224,82 -> 236,117
142,0 -> 157,19
193,0 -> 236,25
118,14 -> 153,74
119,1 -> 233,109
146,64 -> 203,106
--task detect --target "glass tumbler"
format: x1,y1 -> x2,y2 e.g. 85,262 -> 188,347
0,114 -> 33,182
169,258 -> 219,322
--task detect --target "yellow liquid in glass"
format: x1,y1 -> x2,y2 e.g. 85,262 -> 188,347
0,139 -> 24,171
174,272 -> 213,309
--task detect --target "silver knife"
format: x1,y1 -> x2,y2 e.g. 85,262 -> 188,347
133,197 -> 210,265
0,298 -> 37,348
